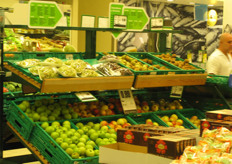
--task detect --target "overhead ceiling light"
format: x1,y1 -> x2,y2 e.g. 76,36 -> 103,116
189,2 -> 195,5
208,4 -> 214,6
167,0 -> 174,2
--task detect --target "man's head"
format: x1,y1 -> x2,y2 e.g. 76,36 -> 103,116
218,33 -> 232,54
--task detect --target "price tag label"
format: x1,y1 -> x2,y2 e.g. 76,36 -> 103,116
75,92 -> 97,102
81,15 -> 95,28
170,86 -> 184,98
113,15 -> 127,29
118,89 -> 137,114
66,54 -> 73,60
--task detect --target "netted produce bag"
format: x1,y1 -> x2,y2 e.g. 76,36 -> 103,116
58,65 -> 78,77
38,66 -> 59,80
16,59 -> 40,68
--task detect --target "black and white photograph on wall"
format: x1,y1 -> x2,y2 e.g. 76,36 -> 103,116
118,0 -> 223,61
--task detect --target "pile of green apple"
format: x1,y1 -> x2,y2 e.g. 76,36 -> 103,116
17,99 -> 78,122
159,114 -> 185,128
68,101 -> 116,118
41,121 -> 99,159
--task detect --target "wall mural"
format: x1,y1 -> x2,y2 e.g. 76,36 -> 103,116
118,0 -> 223,61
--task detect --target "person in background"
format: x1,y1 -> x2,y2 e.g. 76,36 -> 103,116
206,33 -> 232,76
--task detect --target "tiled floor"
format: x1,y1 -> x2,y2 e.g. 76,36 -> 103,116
3,148 -> 41,164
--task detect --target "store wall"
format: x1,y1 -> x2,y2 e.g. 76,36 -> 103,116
223,0 -> 232,34
77,0 -> 113,52
118,0 -> 223,60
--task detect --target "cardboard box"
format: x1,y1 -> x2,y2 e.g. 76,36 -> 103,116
117,128 -> 162,146
200,119 -> 232,136
99,142 -> 173,164
206,109 -> 232,121
147,135 -> 195,159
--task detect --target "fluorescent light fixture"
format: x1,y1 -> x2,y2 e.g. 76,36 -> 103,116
189,2 -> 195,5
208,4 -> 214,6
167,0 -> 174,1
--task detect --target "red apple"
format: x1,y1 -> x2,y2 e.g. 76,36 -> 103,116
100,120 -> 108,126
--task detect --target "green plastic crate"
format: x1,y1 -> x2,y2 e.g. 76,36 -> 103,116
128,52 -> 181,75
102,52 -> 157,75
206,75 -> 229,85
128,112 -> 168,127
177,108 -> 205,128
154,110 -> 196,129
6,101 -> 35,140
23,52 -> 83,60
150,53 -> 205,74
30,122 -> 99,164
4,52 -> 24,61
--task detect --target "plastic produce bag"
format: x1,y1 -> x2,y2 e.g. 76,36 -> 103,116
38,66 -> 59,80
58,65 -> 78,77
16,59 -> 40,68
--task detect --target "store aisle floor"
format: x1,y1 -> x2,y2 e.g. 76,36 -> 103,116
3,148 -> 41,164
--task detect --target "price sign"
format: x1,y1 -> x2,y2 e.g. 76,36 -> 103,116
170,86 -> 184,98
28,1 -> 63,29
75,92 -> 97,102
113,15 -> 127,29
118,89 -> 137,114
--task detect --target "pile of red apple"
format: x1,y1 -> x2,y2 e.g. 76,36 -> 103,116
107,96 -> 184,114
100,118 -> 131,131
68,101 -> 116,118
159,114 -> 185,128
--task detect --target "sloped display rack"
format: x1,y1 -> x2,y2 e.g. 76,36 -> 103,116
1,24 -> 208,164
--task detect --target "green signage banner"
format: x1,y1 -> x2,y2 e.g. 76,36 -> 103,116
29,1 -> 63,29
124,7 -> 149,31
109,3 -> 124,39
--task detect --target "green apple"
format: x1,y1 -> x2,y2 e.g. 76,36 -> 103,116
18,103 -> 27,112
81,126 -> 89,133
63,124 -> 71,130
41,99 -> 49,105
61,127 -> 68,133
105,133 -> 111,138
76,122 -> 84,128
79,147 -> 86,156
72,113 -> 78,119
100,126 -> 109,133
60,133 -> 68,139
98,131 -> 106,138
22,100 -> 30,108
88,129 -> 96,136
64,114 -> 72,120
86,140 -> 96,148
64,138 -> 72,144
41,122 -> 49,130
94,149 -> 99,156
36,106 -> 46,113
48,115 -> 56,121
69,144 -> 77,149
51,132 -> 59,139
87,122 -> 94,128
77,142 -> 85,148
93,123 -> 101,131
55,137 -> 63,145
108,128 -> 116,134
52,121 -> 60,127
73,132 -> 81,138
60,142 -> 69,150
34,100 -> 42,107
95,138 -> 102,145
109,138 -> 115,143
77,129 -> 84,135
40,116 -> 48,122
85,149 -> 95,157
85,144 -> 93,150
66,131 -> 73,138
32,113 -> 40,122
71,136 -> 79,144
110,133 -> 117,140
71,152 -> 79,159
79,137 -> 87,144
45,126 -> 55,134
48,105 -> 55,110
65,147 -> 73,155
81,134 -> 89,141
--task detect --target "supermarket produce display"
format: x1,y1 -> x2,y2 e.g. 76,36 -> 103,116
0,24 -> 231,164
